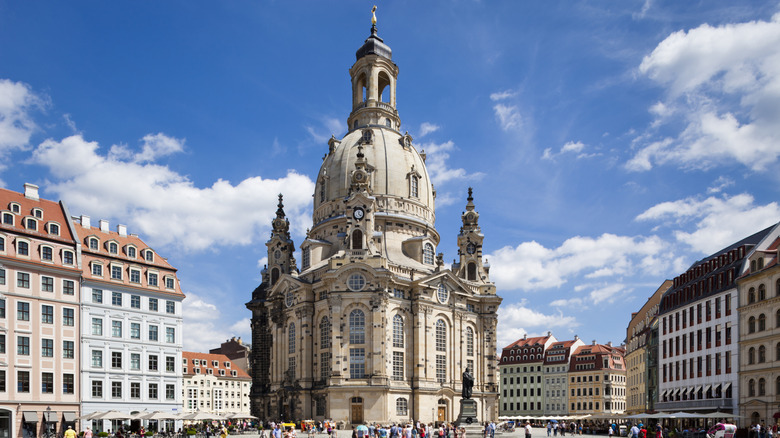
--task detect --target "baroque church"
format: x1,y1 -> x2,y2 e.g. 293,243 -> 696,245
246,16 -> 502,425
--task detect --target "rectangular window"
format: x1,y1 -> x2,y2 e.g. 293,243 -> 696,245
42,372 -> 54,393
706,300 -> 711,320
63,279 -> 74,295
166,300 -> 175,314
112,351 -> 122,369
715,352 -> 721,374
63,308 -> 74,326
166,277 -> 175,289
112,320 -> 122,337
166,356 -> 175,372
349,348 -> 365,379
92,288 -> 103,303
0,299 -> 4,318
42,305 -> 54,323
63,374 -> 74,394
130,270 -> 141,283
92,264 -> 103,276
17,336 -> 30,355
0,269 -> 4,285
149,325 -> 158,341
393,351 -> 404,381
320,352 -> 331,379
112,291 -> 122,306
725,351 -> 731,371
63,251 -> 74,265
166,327 -> 175,343
131,322 -> 141,339
148,273 -> 158,287
149,298 -> 158,311
17,272 -> 30,288
166,384 -> 175,400
715,297 -> 721,318
41,338 -> 53,357
725,294 -> 732,315
92,350 -> 103,367
112,381 -> 122,398
0,334 -> 4,354
18,371 -> 30,393
436,354 -> 446,383
92,380 -> 103,398
92,318 -> 103,336
130,382 -> 141,398
148,383 -> 158,399
149,354 -> 158,371
111,265 -> 122,280
41,276 -> 54,292
130,295 -> 141,308
63,340 -> 74,359
130,353 -> 141,370
42,246 -> 53,261
17,302 -> 29,320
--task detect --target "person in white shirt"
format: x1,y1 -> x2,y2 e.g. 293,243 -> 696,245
525,422 -> 533,438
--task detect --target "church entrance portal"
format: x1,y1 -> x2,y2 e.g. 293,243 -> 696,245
350,397 -> 363,424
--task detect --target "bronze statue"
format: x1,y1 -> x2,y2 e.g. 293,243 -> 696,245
462,366 -> 474,399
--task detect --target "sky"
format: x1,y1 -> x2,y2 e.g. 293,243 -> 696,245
2,1 -> 780,352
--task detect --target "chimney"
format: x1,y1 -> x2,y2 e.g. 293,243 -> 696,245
117,224 -> 127,237
574,335 -> 579,341
523,333 -> 527,340
608,341 -> 613,347
592,340 -> 597,345
547,331 -> 552,337
81,215 -> 91,228
23,183 -> 39,200
99,220 -> 109,232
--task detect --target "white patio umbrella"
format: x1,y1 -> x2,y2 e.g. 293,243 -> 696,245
94,411 -> 133,421
79,412 -> 104,420
143,411 -> 180,421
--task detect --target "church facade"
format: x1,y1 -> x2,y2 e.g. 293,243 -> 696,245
246,19 -> 501,425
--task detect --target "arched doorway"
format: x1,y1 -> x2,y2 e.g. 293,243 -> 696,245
437,398 -> 448,423
750,412 -> 760,426
351,397 -> 363,424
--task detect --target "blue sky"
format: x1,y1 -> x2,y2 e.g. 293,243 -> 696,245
2,1 -> 780,352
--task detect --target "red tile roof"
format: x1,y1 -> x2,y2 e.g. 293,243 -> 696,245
0,186 -> 77,244
183,351 -> 250,379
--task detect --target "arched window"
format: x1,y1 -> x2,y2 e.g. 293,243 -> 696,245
467,262 -> 477,281
749,316 -> 756,333
748,347 -> 755,364
288,323 -> 296,354
777,309 -> 780,328
758,314 -> 766,331
393,315 -> 404,348
776,342 -> 780,361
758,284 -> 766,301
776,279 -> 780,296
302,248 -> 311,270
749,288 -> 756,303
776,377 -> 780,395
758,258 -> 764,269
349,309 -> 365,344
758,378 -> 766,396
271,267 -> 280,285
435,319 -> 446,352
411,175 -> 419,198
396,398 -> 408,416
320,317 -> 331,349
319,180 -> 326,204
758,345 -> 766,363
423,243 -> 434,265
466,327 -> 474,357
352,230 -> 363,250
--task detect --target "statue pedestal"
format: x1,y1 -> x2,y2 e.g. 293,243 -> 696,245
455,399 -> 480,431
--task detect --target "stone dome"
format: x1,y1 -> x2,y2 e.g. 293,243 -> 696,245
313,126 -> 435,227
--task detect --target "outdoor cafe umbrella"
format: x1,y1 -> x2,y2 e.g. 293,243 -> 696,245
79,412 -> 104,420
142,412 -> 179,421
94,411 -> 133,421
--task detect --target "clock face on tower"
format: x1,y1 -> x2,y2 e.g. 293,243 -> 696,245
353,207 -> 365,220
467,243 -> 476,254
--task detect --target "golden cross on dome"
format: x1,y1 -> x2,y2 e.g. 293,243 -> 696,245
371,5 -> 377,25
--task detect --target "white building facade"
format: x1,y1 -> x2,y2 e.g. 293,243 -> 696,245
182,352 -> 251,417
542,337 -> 584,416
77,217 -> 184,430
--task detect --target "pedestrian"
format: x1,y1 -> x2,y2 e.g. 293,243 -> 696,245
84,427 -> 93,438
525,422 -> 533,438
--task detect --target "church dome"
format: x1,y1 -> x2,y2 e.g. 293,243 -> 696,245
313,126 -> 435,227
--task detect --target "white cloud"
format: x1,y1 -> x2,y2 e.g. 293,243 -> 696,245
305,117 -> 344,144
493,104 -> 522,131
419,122 -> 440,137
636,193 -> 780,254
489,233 -> 669,291
497,301 -> 579,349
542,141 -> 592,161
229,318 -> 251,337
630,13 -> 780,172
134,133 -> 185,163
490,90 -> 518,101
31,134 -> 315,252
182,293 -> 248,351
707,176 -> 734,194
0,79 -> 46,181
419,140 -> 484,186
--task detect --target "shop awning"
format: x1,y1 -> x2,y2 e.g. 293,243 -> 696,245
722,382 -> 731,391
43,411 -> 57,422
704,384 -> 711,393
63,412 -> 77,423
23,412 -> 39,423
695,385 -> 703,393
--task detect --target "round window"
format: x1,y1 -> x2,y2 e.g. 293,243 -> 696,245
285,289 -> 294,307
348,273 -> 366,291
437,284 -> 449,304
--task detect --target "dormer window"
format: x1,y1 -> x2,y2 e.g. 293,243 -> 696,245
2,212 -> 13,225
88,238 -> 99,251
91,263 -> 103,277
47,223 -> 60,235
126,245 -> 137,258
219,369 -> 225,376
9,203 -> 20,214
25,218 -> 37,231
41,246 -> 53,261
213,360 -> 219,367
144,249 -> 154,262
208,368 -> 214,375
361,129 -> 373,144
231,370 -> 237,377
108,242 -> 118,254
385,118 -> 392,128
423,243 -> 434,265
32,208 -> 43,219
165,276 -> 175,289
225,362 -> 231,368
17,240 -> 29,256
148,272 -> 158,287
